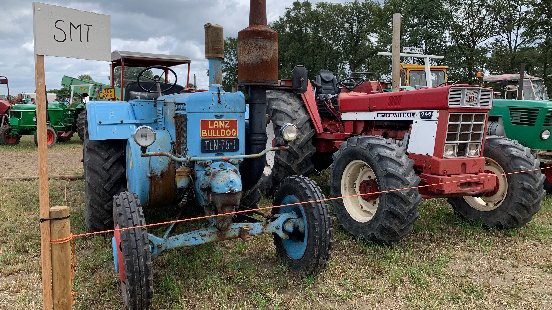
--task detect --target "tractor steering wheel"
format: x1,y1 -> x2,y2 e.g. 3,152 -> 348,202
338,77 -> 365,91
137,65 -> 178,94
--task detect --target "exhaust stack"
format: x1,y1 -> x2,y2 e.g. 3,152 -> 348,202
238,0 -> 279,190
205,23 -> 224,86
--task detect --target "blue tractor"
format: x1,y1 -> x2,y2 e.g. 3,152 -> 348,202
83,4 -> 332,309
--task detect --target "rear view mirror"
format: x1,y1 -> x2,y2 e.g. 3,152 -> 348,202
0,77 -> 8,85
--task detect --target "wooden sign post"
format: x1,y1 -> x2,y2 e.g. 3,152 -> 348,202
32,3 -> 110,309
391,13 -> 401,92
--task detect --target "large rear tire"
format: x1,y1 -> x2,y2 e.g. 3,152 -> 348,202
76,110 -> 87,141
272,175 -> 332,275
448,136 -> 545,228
34,125 -> 57,147
112,192 -> 153,310
84,136 -> 126,232
0,125 -> 20,145
330,136 -> 421,244
264,91 -> 317,195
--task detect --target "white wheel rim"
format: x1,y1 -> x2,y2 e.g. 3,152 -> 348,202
341,160 -> 380,222
263,122 -> 275,176
463,158 -> 508,212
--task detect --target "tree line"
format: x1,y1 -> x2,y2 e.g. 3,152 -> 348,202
223,0 -> 551,95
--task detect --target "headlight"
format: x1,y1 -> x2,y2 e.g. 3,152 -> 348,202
466,143 -> 481,157
133,126 -> 156,147
541,130 -> 551,140
444,144 -> 457,158
281,123 -> 299,142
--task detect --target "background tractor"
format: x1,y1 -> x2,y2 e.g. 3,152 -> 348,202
264,65 -> 545,244
84,3 -> 332,309
483,73 -> 552,190
0,76 -> 13,144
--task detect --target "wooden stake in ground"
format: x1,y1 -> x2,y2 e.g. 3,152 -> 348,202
50,206 -> 72,310
35,54 -> 54,310
392,13 -> 401,92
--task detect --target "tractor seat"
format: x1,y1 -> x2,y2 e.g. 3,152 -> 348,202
314,70 -> 340,96
125,81 -> 184,101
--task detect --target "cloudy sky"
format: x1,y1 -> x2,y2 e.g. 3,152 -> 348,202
0,0 -> 346,95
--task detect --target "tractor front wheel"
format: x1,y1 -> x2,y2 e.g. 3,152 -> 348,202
34,125 -> 57,147
272,175 -> 332,275
112,192 -> 153,310
330,136 -> 421,244
448,136 -> 545,228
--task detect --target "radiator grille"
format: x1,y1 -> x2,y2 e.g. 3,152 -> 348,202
543,109 -> 552,127
509,107 -> 539,126
446,113 -> 486,157
448,87 -> 493,108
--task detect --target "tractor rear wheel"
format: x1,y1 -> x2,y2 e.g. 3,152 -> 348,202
84,136 -> 126,232
34,125 -> 57,147
77,110 -> 87,141
0,126 -> 20,145
112,191 -> 153,310
330,136 -> 421,244
448,136 -> 545,228
272,175 -> 332,275
264,91 -> 317,195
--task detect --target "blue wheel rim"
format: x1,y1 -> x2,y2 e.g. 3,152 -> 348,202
279,195 -> 308,260
111,236 -> 119,273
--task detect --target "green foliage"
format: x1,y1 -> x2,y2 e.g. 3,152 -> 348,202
220,0 -> 551,96
113,67 -> 153,88
222,37 -> 238,91
77,74 -> 94,82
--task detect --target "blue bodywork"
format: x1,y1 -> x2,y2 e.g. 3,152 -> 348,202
87,85 -> 246,207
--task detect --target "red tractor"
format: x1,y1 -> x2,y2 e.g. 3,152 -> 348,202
0,76 -> 14,145
265,66 -> 545,243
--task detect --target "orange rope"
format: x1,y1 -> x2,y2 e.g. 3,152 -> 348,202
50,164 -> 551,244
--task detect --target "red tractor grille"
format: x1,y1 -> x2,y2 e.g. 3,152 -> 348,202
445,113 -> 486,157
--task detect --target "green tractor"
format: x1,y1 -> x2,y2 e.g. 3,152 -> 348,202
483,73 -> 552,190
5,99 -> 81,146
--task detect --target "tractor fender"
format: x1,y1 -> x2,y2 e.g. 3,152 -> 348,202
126,130 -> 176,208
87,100 -> 155,140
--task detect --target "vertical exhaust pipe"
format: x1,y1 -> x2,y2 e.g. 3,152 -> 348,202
205,23 -> 224,86
238,0 -> 279,190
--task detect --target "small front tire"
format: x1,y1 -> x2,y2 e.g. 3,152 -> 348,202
272,175 -> 332,276
112,192 -> 153,310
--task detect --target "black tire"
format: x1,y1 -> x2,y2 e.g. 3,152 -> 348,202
0,126 -> 20,145
84,135 -> 126,232
330,136 -> 421,244
0,126 -> 10,145
34,125 -> 57,147
113,192 -> 153,310
272,175 -> 332,275
76,109 -> 87,141
448,136 -> 545,228
265,91 -> 317,194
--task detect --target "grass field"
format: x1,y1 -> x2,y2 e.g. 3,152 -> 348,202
1,136 -> 551,309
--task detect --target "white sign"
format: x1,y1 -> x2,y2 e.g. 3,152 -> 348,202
403,46 -> 423,54
33,2 -> 110,61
